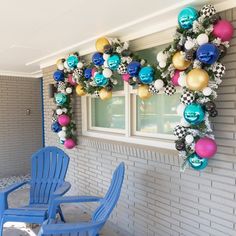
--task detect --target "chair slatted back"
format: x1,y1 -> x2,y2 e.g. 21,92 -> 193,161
92,162 -> 125,223
30,146 -> 69,205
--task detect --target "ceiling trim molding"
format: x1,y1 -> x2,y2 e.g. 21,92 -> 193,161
0,70 -> 42,78
26,0 -> 236,70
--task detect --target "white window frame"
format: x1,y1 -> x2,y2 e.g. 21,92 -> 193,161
81,29 -> 178,150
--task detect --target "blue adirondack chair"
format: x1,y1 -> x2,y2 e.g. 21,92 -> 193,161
38,162 -> 125,236
0,146 -> 71,236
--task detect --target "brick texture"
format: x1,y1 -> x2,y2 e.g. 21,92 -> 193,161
42,9 -> 236,236
0,75 -> 43,177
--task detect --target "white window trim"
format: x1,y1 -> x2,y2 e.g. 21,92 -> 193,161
81,31 -> 178,150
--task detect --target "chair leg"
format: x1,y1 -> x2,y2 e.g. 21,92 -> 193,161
0,218 -> 4,236
58,206 -> 66,223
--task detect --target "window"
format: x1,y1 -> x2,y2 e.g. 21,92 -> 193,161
82,36 -> 181,149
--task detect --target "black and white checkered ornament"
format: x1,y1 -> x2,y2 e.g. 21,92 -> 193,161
148,84 -> 159,95
52,113 -> 57,122
117,63 -> 127,75
174,125 -> 188,139
212,63 -> 226,78
73,68 -> 83,79
94,91 -> 100,98
180,91 -> 195,105
164,84 -> 176,96
57,82 -> 66,91
200,4 -> 216,18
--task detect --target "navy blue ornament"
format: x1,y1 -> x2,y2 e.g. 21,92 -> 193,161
84,68 -> 92,79
107,54 -> 121,70
197,43 -> 220,65
188,153 -> 208,170
53,70 -> 64,82
94,73 -> 108,86
127,61 -> 141,77
51,122 -> 62,133
138,67 -> 154,84
184,103 -> 205,125
178,7 -> 198,29
92,52 -> 105,66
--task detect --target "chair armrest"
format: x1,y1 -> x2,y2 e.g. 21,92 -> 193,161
0,181 -> 29,216
40,220 -> 104,235
48,195 -> 102,219
52,182 -> 71,198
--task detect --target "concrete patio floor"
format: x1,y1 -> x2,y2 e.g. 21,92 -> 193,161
4,188 -> 117,236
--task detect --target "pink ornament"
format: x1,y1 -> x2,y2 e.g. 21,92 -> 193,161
171,70 -> 181,86
212,20 -> 234,42
58,114 -> 70,126
64,139 -> 76,149
92,68 -> 97,77
195,137 -> 217,158
122,73 -> 130,82
68,74 -> 77,86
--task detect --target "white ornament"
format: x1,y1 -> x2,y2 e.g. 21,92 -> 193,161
77,62 -> 84,69
62,108 -> 68,113
184,40 -> 195,50
185,134 -> 194,144
180,117 -> 191,127
57,63 -> 64,70
196,34 -> 209,45
140,59 -> 146,66
58,130 -> 66,138
103,61 -> 108,68
56,109 -> 63,115
62,127 -> 67,131
66,87 -> 73,94
159,60 -> 167,68
103,54 -> 110,60
177,104 -> 186,116
154,79 -> 164,90
178,75 -> 187,87
60,137 -> 66,141
64,61 -> 69,69
156,51 -> 168,62
202,87 -> 212,96
102,68 -> 113,78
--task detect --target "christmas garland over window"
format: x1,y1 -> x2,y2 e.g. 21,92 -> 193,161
51,4 -> 234,171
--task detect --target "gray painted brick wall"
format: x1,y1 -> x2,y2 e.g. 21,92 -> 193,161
43,8 -> 236,236
0,75 -> 43,177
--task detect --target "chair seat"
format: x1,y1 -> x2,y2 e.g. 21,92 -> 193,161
4,208 -> 47,217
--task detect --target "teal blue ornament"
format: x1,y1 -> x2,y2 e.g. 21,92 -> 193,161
107,54 -> 121,70
66,55 -> 79,68
188,153 -> 208,170
178,7 -> 198,29
184,103 -> 205,125
94,73 -> 108,86
55,93 -> 67,105
138,66 -> 154,84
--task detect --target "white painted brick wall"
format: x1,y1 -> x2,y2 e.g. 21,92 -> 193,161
0,75 -> 43,177
42,8 -> 236,236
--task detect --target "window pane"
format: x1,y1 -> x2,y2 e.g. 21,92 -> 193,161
136,94 -> 180,134
91,96 -> 125,129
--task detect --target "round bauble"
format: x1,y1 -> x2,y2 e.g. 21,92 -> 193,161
94,73 -> 108,86
180,90 -> 195,105
56,109 -> 63,115
204,101 -> 216,111
196,34 -> 209,46
127,61 -> 141,77
184,103 -> 205,125
58,130 -> 66,138
195,137 -> 217,158
154,79 -> 164,90
137,85 -> 152,100
92,52 -> 105,66
178,74 -> 187,87
77,62 -> 84,69
172,52 -> 191,70
186,68 -> 209,91
212,62 -> 226,78
66,55 -> 79,69
58,82 -> 66,91
117,63 -> 127,75
212,20 -> 234,42
66,87 -> 73,94
200,4 -> 216,18
56,59 -> 64,70
68,74 -> 77,86
138,66 -> 154,84
178,7 -> 198,29
51,122 -> 62,133
64,139 -> 76,149
84,68 -> 92,79
164,84 -> 176,96
174,125 -> 188,139
55,93 -> 67,105
53,70 -> 64,82
103,53 -> 110,61
156,51 -> 168,62
122,73 -> 130,82
58,114 -> 70,126
76,84 -> 86,96
171,70 -> 181,86
96,37 -> 110,53
99,88 -> 112,100
197,43 -> 220,65
175,139 -> 185,151
102,68 -> 113,78
103,44 -> 113,54
188,153 -> 208,170
185,134 -> 194,144
184,40 -> 195,50
62,108 -> 68,113
148,84 -> 159,95
202,87 -> 212,96
159,61 -> 167,68
210,108 -> 218,117
107,54 -> 121,70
